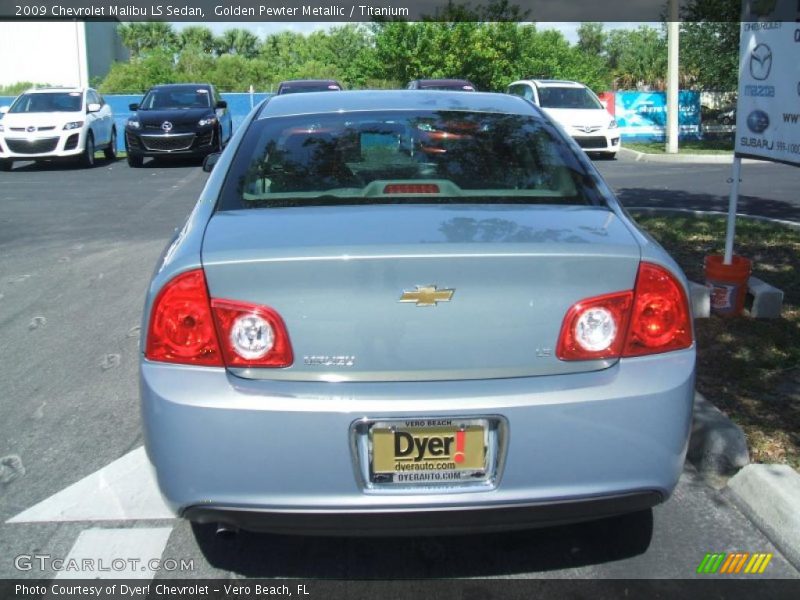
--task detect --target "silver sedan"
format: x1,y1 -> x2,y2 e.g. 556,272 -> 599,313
140,90 -> 695,537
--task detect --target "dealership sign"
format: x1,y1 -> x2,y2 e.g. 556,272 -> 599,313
735,0 -> 800,165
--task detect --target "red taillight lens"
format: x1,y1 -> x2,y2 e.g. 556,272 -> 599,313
211,299 -> 293,368
623,262 -> 693,357
557,262 -> 693,361
145,269 -> 293,368
145,269 -> 223,366
556,291 -> 633,360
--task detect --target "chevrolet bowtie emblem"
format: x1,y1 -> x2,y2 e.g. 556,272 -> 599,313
399,285 -> 455,307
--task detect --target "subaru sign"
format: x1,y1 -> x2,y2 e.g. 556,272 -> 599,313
735,0 -> 800,166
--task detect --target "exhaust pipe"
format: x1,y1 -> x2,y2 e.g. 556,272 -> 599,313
215,523 -> 239,539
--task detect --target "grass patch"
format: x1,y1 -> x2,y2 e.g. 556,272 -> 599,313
632,212 -> 800,470
626,139 -> 734,155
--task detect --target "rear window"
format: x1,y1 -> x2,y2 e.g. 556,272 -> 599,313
218,109 -> 603,210
538,87 -> 603,110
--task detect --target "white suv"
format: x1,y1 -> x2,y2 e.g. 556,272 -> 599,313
507,80 -> 620,158
0,87 -> 116,170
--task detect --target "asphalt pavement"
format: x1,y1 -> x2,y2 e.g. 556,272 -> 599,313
595,154 -> 800,223
0,154 -> 798,584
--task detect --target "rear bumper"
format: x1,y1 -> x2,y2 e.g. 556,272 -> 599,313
184,491 -> 663,536
141,349 -> 694,533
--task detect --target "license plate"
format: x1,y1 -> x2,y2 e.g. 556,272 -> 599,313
369,418 -> 491,485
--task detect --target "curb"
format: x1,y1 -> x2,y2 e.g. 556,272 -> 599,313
726,464 -> 800,570
687,392 -> 749,483
627,206 -> 800,230
619,147 -> 763,165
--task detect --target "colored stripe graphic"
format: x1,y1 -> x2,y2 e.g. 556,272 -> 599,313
745,553 -> 773,574
733,553 -> 750,574
720,553 -> 749,574
699,552 -> 773,575
720,553 -> 736,573
697,553 -> 726,574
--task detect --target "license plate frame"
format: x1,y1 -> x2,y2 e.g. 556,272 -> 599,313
351,416 -> 506,492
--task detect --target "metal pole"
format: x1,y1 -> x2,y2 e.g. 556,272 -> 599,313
723,156 -> 742,265
249,85 -> 254,109
666,3 -> 680,154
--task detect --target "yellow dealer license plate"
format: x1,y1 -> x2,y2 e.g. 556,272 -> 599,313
369,418 -> 491,485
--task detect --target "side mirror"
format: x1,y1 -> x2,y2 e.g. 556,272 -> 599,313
0,106 -> 9,114
202,152 -> 221,173
87,103 -> 102,113
215,100 -> 227,109
129,103 -> 139,111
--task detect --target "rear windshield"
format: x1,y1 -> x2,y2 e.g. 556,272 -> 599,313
538,87 -> 603,110
139,88 -> 211,110
218,109 -> 603,210
10,92 -> 83,113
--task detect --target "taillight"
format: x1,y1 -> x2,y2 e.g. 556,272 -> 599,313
557,262 -> 692,361
145,269 -> 293,368
383,183 -> 440,194
211,299 -> 293,367
556,291 -> 633,360
145,269 -> 223,366
622,262 -> 693,357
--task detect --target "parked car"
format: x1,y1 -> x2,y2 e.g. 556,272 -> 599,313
507,79 -> 620,158
407,79 -> 476,91
717,106 -> 736,126
276,80 -> 342,94
0,87 -> 115,170
124,83 -> 232,168
141,90 -> 695,537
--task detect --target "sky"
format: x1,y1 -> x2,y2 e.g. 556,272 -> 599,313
175,22 -> 648,44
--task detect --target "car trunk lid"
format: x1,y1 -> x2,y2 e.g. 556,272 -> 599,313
201,205 -> 641,381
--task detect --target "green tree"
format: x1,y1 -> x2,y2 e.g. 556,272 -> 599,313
680,0 -> 741,90
260,31 -> 312,75
607,26 -> 667,89
215,29 -> 260,59
117,22 -> 177,58
577,23 -> 606,57
178,26 -> 215,55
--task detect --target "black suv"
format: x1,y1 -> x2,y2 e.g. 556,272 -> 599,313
124,83 -> 232,167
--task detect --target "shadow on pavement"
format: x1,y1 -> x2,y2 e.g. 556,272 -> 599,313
191,510 -> 653,578
615,188 -> 800,223
9,157 -> 118,172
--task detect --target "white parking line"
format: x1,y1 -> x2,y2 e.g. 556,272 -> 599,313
54,527 -> 173,580
6,447 -> 174,523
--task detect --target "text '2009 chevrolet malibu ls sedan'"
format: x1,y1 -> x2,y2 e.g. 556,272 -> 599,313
140,90 -> 695,537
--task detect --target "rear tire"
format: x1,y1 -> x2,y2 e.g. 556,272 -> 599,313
127,153 -> 143,168
81,133 -> 96,168
104,129 -> 117,161
0,159 -> 12,171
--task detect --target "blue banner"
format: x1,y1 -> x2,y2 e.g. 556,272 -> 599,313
615,91 -> 702,141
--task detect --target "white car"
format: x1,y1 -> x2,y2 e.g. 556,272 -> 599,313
507,80 -> 620,158
0,87 -> 116,170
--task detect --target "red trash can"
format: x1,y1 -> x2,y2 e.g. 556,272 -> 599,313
704,255 -> 752,317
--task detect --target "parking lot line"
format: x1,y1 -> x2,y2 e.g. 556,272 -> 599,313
6,446 -> 174,523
